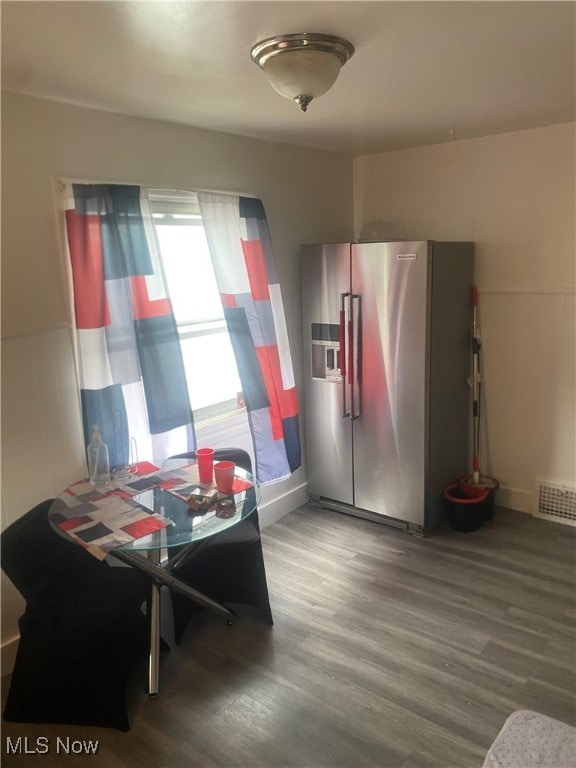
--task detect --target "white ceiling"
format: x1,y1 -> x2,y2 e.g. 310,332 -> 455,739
2,1 -> 575,156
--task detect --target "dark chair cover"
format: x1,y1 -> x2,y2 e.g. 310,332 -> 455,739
165,448 -> 273,644
2,500 -> 150,731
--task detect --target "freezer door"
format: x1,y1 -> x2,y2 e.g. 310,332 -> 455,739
351,241 -> 430,525
301,244 -> 353,504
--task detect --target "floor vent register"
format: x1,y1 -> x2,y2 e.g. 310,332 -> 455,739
533,480 -> 576,526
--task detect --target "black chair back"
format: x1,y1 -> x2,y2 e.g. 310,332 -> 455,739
1,499 -> 104,605
2,499 -> 151,730
166,447 -> 253,474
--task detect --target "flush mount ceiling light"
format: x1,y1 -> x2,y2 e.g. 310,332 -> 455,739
250,33 -> 355,112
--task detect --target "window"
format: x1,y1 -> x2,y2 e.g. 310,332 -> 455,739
62,180 -> 298,479
149,190 -> 244,424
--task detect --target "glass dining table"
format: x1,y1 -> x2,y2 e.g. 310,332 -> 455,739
48,458 -> 261,698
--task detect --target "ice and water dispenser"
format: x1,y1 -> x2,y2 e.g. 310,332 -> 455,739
311,323 -> 341,381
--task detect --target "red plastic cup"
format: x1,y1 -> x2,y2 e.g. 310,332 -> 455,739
214,460 -> 235,494
196,448 -> 215,485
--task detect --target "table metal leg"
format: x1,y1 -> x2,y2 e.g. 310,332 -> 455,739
148,548 -> 161,698
111,548 -> 236,698
112,549 -> 236,620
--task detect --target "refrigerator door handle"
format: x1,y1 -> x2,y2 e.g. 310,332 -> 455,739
351,294 -> 362,419
340,293 -> 350,417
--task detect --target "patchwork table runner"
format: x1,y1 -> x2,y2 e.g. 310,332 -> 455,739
51,462 -> 253,560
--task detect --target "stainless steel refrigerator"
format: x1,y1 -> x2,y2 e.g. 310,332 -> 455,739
301,240 -> 473,534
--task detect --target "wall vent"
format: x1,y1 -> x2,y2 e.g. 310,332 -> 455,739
533,479 -> 576,526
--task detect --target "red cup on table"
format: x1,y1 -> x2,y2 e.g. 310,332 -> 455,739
195,448 -> 215,485
214,460 -> 235,494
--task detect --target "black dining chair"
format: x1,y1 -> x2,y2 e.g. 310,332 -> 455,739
164,448 -> 273,644
1,499 -> 151,731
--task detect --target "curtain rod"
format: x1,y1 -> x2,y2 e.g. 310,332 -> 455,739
55,177 -> 257,199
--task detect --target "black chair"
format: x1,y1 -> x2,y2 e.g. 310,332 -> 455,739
165,448 -> 273,644
1,499 -> 151,731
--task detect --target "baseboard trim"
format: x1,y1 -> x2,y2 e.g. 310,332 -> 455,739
259,482 -> 308,529
496,485 -> 532,515
260,482 -> 536,522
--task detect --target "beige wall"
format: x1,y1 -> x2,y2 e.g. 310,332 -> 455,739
1,92 -> 354,661
354,123 -> 576,512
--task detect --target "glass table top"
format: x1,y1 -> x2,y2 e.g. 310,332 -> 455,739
48,460 -> 261,557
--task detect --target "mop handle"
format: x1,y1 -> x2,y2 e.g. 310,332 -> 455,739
472,285 -> 480,348
471,286 -> 481,482
472,287 -> 481,365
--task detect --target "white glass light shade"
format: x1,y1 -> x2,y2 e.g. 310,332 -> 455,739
262,50 -> 342,101
251,33 -> 354,112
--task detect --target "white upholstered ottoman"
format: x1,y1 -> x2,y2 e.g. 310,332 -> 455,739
482,710 -> 576,768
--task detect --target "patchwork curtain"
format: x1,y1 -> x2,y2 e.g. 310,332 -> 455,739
198,192 -> 301,483
63,183 -> 196,470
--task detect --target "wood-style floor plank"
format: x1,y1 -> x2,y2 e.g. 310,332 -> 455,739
2,504 -> 575,767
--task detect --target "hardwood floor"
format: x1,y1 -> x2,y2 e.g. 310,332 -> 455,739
2,504 -> 575,767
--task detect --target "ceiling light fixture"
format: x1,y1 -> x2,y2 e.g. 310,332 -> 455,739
250,33 -> 355,112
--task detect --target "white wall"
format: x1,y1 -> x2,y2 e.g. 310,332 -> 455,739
354,123 -> 576,513
1,91 -> 354,665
